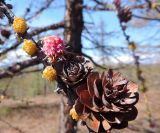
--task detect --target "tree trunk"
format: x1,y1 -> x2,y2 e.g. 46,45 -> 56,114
59,97 -> 77,133
60,0 -> 84,133
64,0 -> 83,54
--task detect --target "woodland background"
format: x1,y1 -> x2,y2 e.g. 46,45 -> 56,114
0,0 -> 160,133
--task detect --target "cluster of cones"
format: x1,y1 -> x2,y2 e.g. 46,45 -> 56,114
30,35 -> 139,132
52,50 -> 139,133
114,0 -> 132,23
23,35 -> 139,133
1,0 -> 139,131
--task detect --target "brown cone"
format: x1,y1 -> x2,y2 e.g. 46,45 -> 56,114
55,53 -> 92,87
1,29 -> 11,39
74,69 -> 139,132
118,6 -> 132,23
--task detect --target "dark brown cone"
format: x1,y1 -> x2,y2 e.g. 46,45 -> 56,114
118,6 -> 132,23
6,4 -> 13,9
55,53 -> 92,88
55,53 -> 92,105
74,69 -> 139,133
1,29 -> 11,39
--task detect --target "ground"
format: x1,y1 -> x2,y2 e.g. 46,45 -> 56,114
0,89 -> 160,133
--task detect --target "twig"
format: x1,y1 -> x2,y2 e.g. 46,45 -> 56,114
0,41 -> 21,56
18,68 -> 42,75
118,10 -> 153,129
1,75 -> 14,96
0,118 -> 25,133
30,21 -> 64,36
26,0 -> 54,21
0,1 -> 14,23
0,58 -> 40,79
133,14 -> 160,21
0,21 -> 64,56
82,52 -> 107,70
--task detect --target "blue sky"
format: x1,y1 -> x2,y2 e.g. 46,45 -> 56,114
6,0 -> 160,45
3,0 -> 160,65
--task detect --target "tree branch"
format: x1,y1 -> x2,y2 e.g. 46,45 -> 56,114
82,52 -> 107,70
0,1 -> 64,56
133,14 -> 160,21
30,21 -> 64,36
0,21 -> 64,56
0,118 -> 25,133
0,41 -> 21,56
26,0 -> 54,21
0,58 -> 40,79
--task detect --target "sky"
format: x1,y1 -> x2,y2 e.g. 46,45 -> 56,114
1,0 -> 160,68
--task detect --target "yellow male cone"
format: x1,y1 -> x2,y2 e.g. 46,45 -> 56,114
42,66 -> 57,81
128,42 -> 137,50
23,39 -> 37,56
12,17 -> 28,34
69,108 -> 79,121
151,3 -> 158,9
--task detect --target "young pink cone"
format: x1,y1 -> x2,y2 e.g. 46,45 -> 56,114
42,36 -> 65,62
114,0 -> 121,7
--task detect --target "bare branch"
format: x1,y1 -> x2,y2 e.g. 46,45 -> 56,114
82,52 -> 107,70
0,58 -> 40,79
0,41 -> 21,56
83,5 -> 113,11
0,118 -> 25,133
30,21 -> 64,36
133,14 -> 160,21
0,21 -> 64,56
0,1 -> 64,56
19,68 -> 42,75
26,0 -> 54,21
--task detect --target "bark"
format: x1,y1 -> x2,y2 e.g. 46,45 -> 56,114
59,97 -> 77,133
60,0 -> 84,133
64,0 -> 83,54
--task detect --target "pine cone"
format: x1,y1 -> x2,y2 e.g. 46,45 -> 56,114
114,0 -> 121,8
55,53 -> 92,87
118,6 -> 132,23
1,29 -> 11,39
74,69 -> 139,133
6,4 -> 13,9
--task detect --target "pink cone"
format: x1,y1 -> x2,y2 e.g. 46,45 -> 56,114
114,0 -> 121,7
42,36 -> 65,60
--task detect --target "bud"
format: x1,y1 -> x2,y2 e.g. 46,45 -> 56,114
1,29 -> 11,39
128,42 -> 136,50
42,66 -> 57,81
70,108 -> 79,121
151,3 -> 158,9
118,6 -> 132,23
23,39 -> 37,56
0,95 -> 5,102
114,0 -> 121,8
12,17 -> 28,34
